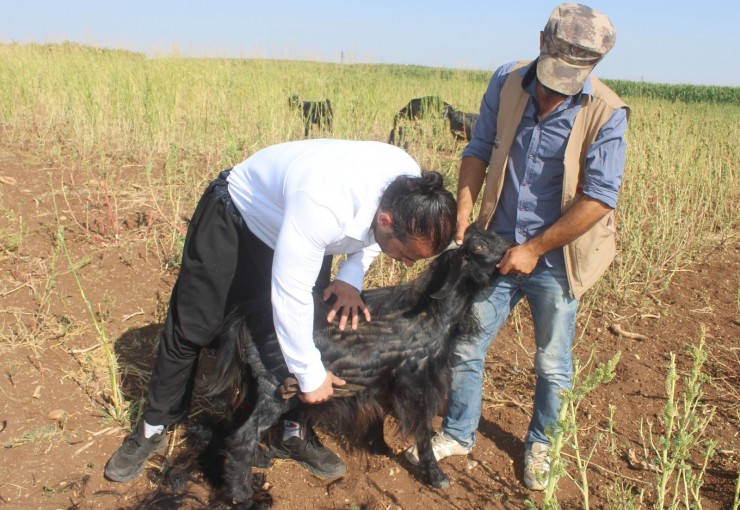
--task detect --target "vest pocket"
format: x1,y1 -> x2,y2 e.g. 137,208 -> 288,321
570,212 -> 617,293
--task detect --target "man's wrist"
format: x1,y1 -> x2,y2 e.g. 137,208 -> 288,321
295,364 -> 328,393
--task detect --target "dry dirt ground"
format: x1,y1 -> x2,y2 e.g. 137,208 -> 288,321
0,146 -> 737,510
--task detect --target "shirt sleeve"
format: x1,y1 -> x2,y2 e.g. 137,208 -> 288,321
462,63 -> 511,164
581,107 -> 628,209
334,243 -> 381,291
271,191 -> 344,393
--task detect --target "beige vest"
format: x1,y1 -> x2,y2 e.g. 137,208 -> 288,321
477,62 -> 629,298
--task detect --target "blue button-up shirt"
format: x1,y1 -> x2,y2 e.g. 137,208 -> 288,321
463,60 -> 628,267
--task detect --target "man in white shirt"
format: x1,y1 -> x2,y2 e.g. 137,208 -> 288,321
105,139 -> 458,483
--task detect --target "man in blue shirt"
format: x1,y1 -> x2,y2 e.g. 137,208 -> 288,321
405,3 -> 628,491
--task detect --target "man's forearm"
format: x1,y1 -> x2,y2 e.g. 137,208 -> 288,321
456,156 -> 488,224
525,196 -> 612,257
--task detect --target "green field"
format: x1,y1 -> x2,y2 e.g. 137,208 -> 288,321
1,42 -> 737,298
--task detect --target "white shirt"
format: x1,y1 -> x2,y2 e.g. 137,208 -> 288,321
227,139 -> 421,392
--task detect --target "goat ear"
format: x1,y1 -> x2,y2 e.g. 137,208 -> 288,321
430,262 -> 464,300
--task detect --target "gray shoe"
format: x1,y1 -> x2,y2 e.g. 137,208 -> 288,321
524,442 -> 550,490
104,422 -> 168,482
404,431 -> 471,465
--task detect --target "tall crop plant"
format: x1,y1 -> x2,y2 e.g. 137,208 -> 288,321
607,97 -> 739,297
0,42 -> 737,299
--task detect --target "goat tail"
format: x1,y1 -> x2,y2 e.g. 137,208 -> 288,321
206,313 -> 252,404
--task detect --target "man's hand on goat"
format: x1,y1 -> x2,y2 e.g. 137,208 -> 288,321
323,280 -> 371,331
496,243 -> 538,275
454,217 -> 471,246
299,372 -> 346,405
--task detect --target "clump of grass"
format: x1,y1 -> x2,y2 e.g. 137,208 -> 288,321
606,403 -> 618,456
53,214 -> 128,425
0,200 -> 25,254
4,423 -> 63,449
605,479 -> 645,509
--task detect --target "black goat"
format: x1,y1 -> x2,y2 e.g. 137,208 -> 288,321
210,225 -> 514,507
388,96 -> 452,145
444,106 -> 480,142
288,94 -> 333,137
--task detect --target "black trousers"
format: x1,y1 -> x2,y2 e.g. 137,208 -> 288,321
144,170 -> 332,426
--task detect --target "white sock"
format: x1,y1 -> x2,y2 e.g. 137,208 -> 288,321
143,421 -> 165,439
282,420 -> 302,441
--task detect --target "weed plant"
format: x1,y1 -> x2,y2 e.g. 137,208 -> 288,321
525,350 -> 622,510
640,331 -> 718,509
526,332 -> 721,509
56,223 -> 128,424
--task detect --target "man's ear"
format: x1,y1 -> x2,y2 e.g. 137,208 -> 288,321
376,210 -> 393,228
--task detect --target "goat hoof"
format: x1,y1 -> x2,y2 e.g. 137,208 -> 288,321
432,478 -> 450,489
230,500 -> 255,510
428,473 -> 450,489
253,446 -> 272,469
366,439 -> 391,456
226,486 -> 253,507
433,478 -> 450,489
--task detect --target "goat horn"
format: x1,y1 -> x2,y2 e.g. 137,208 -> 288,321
279,377 -> 301,400
442,240 -> 460,252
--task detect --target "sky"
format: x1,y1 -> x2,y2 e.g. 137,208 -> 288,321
2,1 -> 738,87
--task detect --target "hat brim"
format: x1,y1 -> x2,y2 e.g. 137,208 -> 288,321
536,55 -> 594,96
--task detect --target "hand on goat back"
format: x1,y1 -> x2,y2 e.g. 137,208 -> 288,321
323,279 -> 371,331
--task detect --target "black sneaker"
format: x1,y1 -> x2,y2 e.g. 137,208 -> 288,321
269,431 -> 346,479
104,423 -> 168,482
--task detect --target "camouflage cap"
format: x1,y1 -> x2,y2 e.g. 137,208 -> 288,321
537,3 -> 616,95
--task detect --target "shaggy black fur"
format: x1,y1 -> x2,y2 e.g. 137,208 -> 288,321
444,106 -> 480,142
209,225 -> 514,506
117,416 -> 273,510
288,94 -> 333,137
387,96 -> 452,146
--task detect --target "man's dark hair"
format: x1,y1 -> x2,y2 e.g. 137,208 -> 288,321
378,171 -> 457,255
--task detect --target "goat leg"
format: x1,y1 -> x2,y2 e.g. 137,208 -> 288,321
363,419 -> 390,455
415,427 -> 450,489
224,390 -> 289,505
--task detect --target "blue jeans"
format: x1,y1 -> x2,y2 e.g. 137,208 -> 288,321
441,263 -> 578,448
